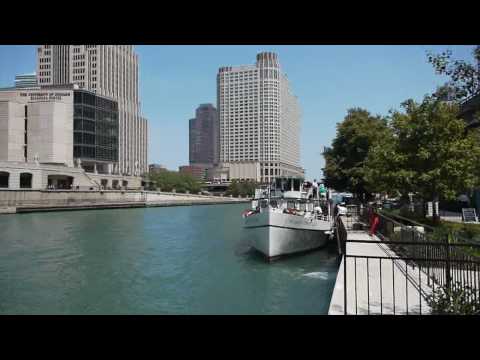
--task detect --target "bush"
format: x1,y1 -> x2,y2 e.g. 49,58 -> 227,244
426,282 -> 480,315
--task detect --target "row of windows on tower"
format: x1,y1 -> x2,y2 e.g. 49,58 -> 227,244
221,91 -> 278,96
221,71 -> 257,78
224,105 -> 278,110
221,82 -> 279,88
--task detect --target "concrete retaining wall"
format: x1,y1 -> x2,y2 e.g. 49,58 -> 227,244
0,190 -> 250,207
0,190 -> 144,206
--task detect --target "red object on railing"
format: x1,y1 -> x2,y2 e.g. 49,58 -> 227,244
370,211 -> 379,236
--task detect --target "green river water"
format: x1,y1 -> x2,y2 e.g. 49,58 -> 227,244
0,203 -> 339,314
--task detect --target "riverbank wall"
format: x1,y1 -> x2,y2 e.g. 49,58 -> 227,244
0,190 -> 250,214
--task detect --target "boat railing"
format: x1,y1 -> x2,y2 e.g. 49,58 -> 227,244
254,196 -> 329,221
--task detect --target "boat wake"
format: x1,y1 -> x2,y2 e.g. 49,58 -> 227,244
302,271 -> 330,280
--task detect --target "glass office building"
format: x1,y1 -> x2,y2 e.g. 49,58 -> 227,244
73,90 -> 118,173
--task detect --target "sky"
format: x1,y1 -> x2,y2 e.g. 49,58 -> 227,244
0,45 -> 476,180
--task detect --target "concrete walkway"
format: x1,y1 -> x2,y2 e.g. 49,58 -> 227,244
440,210 -> 463,224
329,231 -> 433,315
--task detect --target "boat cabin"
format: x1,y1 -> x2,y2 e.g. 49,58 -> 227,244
269,176 -> 320,200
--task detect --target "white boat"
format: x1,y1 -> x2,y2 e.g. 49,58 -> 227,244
243,177 -> 332,260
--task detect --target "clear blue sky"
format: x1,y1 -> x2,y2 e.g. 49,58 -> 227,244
0,45 -> 475,180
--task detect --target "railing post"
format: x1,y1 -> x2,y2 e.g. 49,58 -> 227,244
344,253 -> 347,315
445,232 -> 451,290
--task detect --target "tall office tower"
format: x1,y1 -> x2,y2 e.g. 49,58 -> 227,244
14,73 -> 38,88
189,103 -> 218,166
217,52 -> 303,183
36,45 -> 148,176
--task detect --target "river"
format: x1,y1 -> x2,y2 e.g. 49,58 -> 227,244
0,203 -> 339,314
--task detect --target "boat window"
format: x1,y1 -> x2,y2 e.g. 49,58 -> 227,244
270,199 -> 278,208
298,202 -> 306,211
260,199 -> 268,208
293,179 -> 301,191
287,200 -> 295,209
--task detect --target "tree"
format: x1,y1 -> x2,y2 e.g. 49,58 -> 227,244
363,126 -> 409,199
148,170 -> 201,194
365,96 -> 480,222
323,108 -> 390,199
225,180 -> 257,197
427,46 -> 480,101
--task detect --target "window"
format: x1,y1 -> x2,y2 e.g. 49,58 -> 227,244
0,172 -> 9,188
20,173 -> 33,188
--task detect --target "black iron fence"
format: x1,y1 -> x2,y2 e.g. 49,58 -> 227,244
335,207 -> 480,315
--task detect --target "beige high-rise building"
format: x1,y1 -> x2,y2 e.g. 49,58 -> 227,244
217,52 -> 303,183
36,45 -> 148,176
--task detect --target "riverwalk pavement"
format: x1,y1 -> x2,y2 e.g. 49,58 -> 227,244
329,230 -> 433,315
440,210 -> 463,223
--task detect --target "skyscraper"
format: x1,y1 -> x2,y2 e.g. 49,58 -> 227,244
36,45 -> 148,176
14,73 -> 38,88
217,52 -> 303,183
189,103 -> 218,166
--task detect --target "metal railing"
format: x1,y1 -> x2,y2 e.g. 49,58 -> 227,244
336,206 -> 480,315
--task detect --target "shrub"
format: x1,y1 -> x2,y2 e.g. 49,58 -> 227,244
426,282 -> 480,315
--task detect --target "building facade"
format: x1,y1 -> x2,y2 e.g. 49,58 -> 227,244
460,93 -> 480,129
0,88 -> 141,190
15,73 -> 38,89
0,89 -> 75,166
178,165 -> 209,181
73,89 -> 119,174
217,52 -> 303,183
189,103 -> 218,166
148,163 -> 168,174
36,45 -> 148,176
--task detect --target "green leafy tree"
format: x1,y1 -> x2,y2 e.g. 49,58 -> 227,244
226,180 -> 240,197
363,126 -> 408,198
427,46 -> 480,101
365,96 -> 480,222
225,180 -> 257,197
323,108 -> 389,199
148,171 -> 201,194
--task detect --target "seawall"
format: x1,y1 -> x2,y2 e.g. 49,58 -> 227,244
0,190 -> 250,214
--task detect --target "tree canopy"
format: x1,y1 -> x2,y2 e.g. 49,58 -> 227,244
225,180 -> 257,197
365,96 -> 480,220
323,108 -> 389,198
427,46 -> 480,101
147,170 -> 201,194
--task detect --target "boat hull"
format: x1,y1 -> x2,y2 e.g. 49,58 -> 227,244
244,210 -> 330,259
